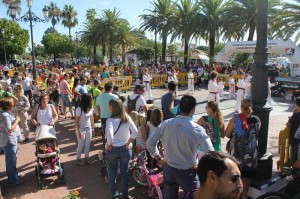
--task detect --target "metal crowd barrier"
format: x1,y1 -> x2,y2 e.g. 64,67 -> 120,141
217,74 -> 241,86
150,74 -> 167,87
101,76 -> 132,91
177,72 -> 198,85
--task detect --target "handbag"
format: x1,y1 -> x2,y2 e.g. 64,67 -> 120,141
203,116 -> 216,144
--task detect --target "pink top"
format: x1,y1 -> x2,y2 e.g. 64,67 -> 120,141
59,79 -> 70,95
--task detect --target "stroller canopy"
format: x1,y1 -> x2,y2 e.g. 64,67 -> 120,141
35,125 -> 57,141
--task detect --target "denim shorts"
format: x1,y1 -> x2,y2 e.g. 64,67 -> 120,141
61,94 -> 72,107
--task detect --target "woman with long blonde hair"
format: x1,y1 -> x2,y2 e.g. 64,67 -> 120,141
106,100 -> 138,199
197,101 -> 224,151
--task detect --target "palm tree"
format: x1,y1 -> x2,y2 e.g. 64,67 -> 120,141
2,0 -> 21,18
61,5 -> 78,37
140,0 -> 174,63
86,8 -> 97,24
271,0 -> 300,42
80,18 -> 106,63
115,19 -> 136,62
101,8 -> 121,62
47,2 -> 61,32
171,0 -> 199,66
222,0 -> 281,41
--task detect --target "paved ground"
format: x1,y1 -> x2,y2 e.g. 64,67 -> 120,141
0,85 -> 294,199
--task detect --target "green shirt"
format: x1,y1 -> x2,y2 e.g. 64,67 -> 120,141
90,87 -> 102,108
199,115 -> 222,152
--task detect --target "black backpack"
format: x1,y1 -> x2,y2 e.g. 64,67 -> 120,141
227,115 -> 260,170
127,95 -> 140,113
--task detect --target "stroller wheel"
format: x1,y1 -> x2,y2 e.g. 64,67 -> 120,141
37,181 -> 43,189
58,174 -> 65,184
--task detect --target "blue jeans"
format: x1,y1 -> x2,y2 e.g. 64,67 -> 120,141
163,164 -> 199,199
3,142 -> 19,185
106,145 -> 132,198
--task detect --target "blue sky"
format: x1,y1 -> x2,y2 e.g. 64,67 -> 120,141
0,0 -> 154,45
0,0 -> 297,47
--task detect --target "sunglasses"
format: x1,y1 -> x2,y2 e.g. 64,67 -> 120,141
231,174 -> 241,183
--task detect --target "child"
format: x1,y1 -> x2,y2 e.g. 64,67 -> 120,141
217,78 -> 225,97
228,75 -> 235,99
32,80 -> 39,96
38,141 -> 56,174
130,111 -> 139,156
135,114 -> 147,154
147,108 -> 163,168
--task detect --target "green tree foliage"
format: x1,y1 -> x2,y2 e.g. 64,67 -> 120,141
129,48 -> 154,61
0,19 -> 29,63
44,27 -> 58,34
41,33 -> 75,59
167,44 -> 177,61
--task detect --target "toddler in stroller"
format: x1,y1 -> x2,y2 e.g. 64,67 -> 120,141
35,125 -> 64,188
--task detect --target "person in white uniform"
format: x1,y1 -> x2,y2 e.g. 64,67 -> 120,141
217,78 -> 225,97
234,73 -> 250,112
208,71 -> 221,104
143,68 -> 152,100
228,75 -> 236,99
168,69 -> 178,96
187,68 -> 194,95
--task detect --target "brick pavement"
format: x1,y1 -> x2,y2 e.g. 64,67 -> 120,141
0,85 -> 294,199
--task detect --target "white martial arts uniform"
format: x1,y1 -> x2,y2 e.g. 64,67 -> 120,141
208,79 -> 221,104
228,77 -> 235,99
187,71 -> 194,95
168,75 -> 178,96
143,73 -> 153,100
218,81 -> 225,97
235,78 -> 250,112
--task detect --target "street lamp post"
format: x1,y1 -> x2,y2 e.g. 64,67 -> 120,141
9,0 -> 49,80
1,29 -> 7,65
144,10 -> 167,67
10,34 -> 14,63
252,0 -> 273,181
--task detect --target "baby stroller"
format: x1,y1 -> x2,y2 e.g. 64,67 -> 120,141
34,125 -> 65,188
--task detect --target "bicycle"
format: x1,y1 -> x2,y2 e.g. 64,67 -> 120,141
132,150 -> 164,199
98,122 -> 108,184
30,89 -> 45,109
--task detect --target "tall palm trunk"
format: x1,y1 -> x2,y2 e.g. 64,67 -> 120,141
184,37 -> 189,67
102,35 -> 106,57
209,28 -> 216,65
109,39 -> 113,63
122,44 -> 125,63
247,19 -> 256,41
93,44 -> 97,62
69,27 -> 71,37
52,24 -> 55,33
162,31 -> 167,63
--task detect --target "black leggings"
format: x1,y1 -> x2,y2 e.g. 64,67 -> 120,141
101,118 -> 108,147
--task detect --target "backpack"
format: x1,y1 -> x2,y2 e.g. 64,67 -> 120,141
203,116 -> 216,144
227,114 -> 260,170
127,95 -> 140,113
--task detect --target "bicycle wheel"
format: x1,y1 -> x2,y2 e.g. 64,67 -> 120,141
256,191 -> 292,199
149,186 -> 160,199
30,97 -> 39,109
133,168 -> 148,186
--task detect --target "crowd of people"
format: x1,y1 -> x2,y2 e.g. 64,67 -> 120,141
0,62 -> 298,199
